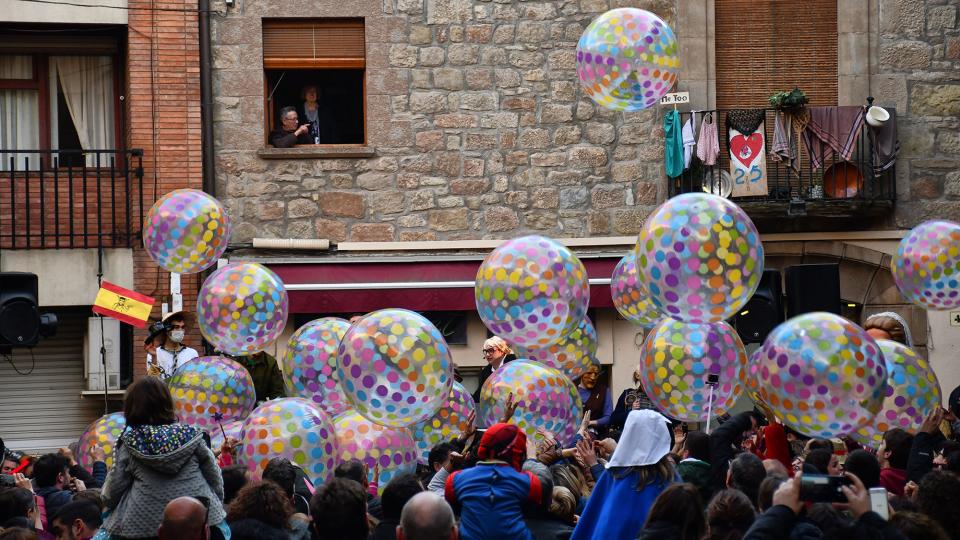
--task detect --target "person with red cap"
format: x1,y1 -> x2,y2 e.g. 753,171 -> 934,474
443,423 -> 547,540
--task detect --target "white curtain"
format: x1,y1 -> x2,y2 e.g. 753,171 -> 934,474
52,56 -> 115,166
0,56 -> 40,171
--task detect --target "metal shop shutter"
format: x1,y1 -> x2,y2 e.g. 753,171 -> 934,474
715,0 -> 839,109
0,309 -> 103,454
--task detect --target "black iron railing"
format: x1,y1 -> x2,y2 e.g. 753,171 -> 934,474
668,107 -> 896,216
0,149 -> 144,249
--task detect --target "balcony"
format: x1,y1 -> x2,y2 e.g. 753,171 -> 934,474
668,107 -> 896,231
0,149 -> 144,249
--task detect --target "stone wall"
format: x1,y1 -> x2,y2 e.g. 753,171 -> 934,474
212,0 -> 680,242
874,0 -> 960,225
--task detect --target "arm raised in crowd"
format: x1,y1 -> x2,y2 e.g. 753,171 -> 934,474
907,408 -> 946,483
710,411 -> 758,488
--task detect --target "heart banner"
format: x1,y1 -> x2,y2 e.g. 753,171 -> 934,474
729,125 -> 768,197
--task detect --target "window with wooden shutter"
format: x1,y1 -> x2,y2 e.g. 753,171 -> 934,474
262,19 -> 365,69
715,1 -> 838,109
261,19 -> 366,146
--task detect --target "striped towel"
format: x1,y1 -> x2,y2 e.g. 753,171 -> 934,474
802,106 -> 866,170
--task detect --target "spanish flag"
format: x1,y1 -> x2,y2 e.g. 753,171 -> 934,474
92,281 -> 156,328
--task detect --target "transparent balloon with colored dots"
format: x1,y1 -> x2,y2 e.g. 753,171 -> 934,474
167,357 -> 257,430
639,318 -> 748,422
411,382 -> 476,463
208,420 -> 244,453
852,340 -> 941,448
143,189 -> 231,274
77,412 -> 126,470
334,410 -> 418,494
514,316 -> 599,380
576,8 -> 680,112
282,317 -> 352,418
240,398 -> 339,485
610,253 -> 662,328
892,220 -> 960,310
748,312 -> 887,439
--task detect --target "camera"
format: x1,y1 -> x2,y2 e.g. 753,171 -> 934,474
799,474 -> 852,503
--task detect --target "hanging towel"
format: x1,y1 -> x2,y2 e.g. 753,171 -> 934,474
802,106 -> 866,170
867,109 -> 899,174
663,109 -> 684,178
681,116 -> 696,169
696,113 -> 720,166
770,110 -> 800,175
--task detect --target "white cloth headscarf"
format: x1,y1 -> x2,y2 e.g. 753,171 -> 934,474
606,409 -> 672,468
864,311 -> 914,347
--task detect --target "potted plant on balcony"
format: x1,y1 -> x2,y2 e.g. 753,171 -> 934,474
769,87 -> 809,112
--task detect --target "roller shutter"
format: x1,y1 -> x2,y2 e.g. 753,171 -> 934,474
0,309 -> 103,454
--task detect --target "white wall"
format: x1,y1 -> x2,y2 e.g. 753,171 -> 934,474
0,0 -> 127,24
1,248 -> 134,306
927,310 -> 960,400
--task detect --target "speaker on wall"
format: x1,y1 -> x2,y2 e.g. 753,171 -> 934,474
785,264 -> 841,317
732,269 -> 784,344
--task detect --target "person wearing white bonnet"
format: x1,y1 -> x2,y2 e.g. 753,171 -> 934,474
863,311 -> 913,347
571,410 -> 678,540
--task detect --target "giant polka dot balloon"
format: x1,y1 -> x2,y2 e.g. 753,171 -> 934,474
143,189 -> 231,274
514,317 -> 599,380
168,357 -> 257,430
198,262 -> 288,356
240,398 -> 339,485
639,318 -> 747,422
853,340 -> 941,447
892,220 -> 960,310
475,235 -> 590,349
576,8 -> 680,111
208,419 -> 244,453
636,193 -> 764,323
77,412 -> 126,470
411,382 -> 476,463
611,252 -> 662,328
338,309 -> 453,428
749,312 -> 887,439
334,411 -> 418,493
282,317 -> 352,417
478,360 -> 583,446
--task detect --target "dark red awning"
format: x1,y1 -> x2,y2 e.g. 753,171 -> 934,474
268,258 -> 621,313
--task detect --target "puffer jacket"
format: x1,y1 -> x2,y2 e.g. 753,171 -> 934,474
101,423 -> 225,538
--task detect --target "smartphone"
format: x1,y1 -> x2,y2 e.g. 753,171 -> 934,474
799,474 -> 852,503
869,487 -> 889,520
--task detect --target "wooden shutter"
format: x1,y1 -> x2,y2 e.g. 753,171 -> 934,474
262,19 -> 365,69
715,1 -> 838,109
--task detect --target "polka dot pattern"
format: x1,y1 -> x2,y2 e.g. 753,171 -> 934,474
639,318 -> 747,421
892,220 -> 960,310
208,419 -> 244,452
168,357 -> 257,430
748,312 -> 887,439
852,340 -> 941,447
475,235 -> 590,349
334,411 -> 418,494
198,262 -> 288,356
338,309 -> 453,428
478,360 -> 583,446
240,398 -> 339,485
282,317 -> 352,418
143,189 -> 230,274
514,317 -> 599,380
77,412 -> 126,470
636,193 -> 764,323
411,382 -> 476,464
610,252 -> 662,328
576,8 -> 680,112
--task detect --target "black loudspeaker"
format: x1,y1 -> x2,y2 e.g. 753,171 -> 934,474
0,272 -> 57,349
785,264 -> 841,317
733,269 -> 784,343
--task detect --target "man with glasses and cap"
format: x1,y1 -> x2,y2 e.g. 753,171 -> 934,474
145,311 -> 199,380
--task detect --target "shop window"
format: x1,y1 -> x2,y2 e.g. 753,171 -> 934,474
262,19 -> 365,147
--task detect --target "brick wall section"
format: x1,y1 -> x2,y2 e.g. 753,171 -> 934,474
875,0 -> 960,225
211,0 -> 680,243
128,0 -> 205,377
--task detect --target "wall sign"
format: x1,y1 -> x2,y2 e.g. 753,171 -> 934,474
659,92 -> 690,105
951,311 -> 960,327
729,125 -> 768,197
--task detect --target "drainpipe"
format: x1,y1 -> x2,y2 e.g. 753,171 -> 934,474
199,0 -> 216,196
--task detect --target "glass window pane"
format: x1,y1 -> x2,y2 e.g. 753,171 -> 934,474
0,89 -> 40,170
0,55 -> 34,80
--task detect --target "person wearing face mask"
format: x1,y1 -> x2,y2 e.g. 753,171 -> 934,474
146,311 -> 199,380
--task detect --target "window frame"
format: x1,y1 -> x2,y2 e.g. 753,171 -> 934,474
260,18 -> 368,150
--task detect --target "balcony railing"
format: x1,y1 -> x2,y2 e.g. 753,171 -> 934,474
0,149 -> 144,249
668,107 -> 896,219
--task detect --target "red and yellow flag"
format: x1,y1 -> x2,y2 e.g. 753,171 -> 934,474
92,281 -> 155,328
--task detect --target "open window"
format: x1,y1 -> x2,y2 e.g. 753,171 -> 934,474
262,19 -> 365,147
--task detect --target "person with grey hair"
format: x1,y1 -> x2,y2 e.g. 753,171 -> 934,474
397,492 -> 458,540
269,106 -> 312,148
